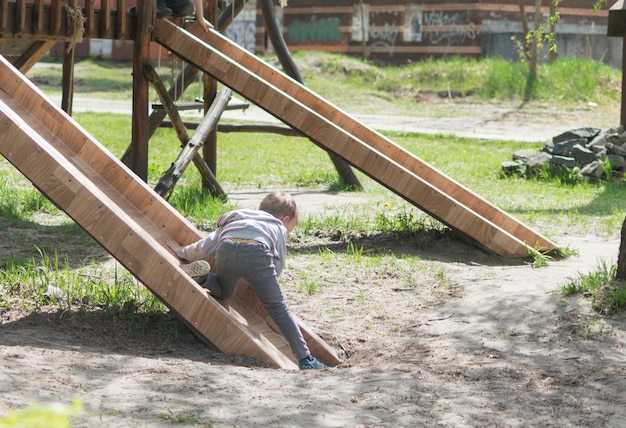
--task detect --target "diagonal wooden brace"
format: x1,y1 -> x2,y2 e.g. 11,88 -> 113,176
144,63 -> 230,199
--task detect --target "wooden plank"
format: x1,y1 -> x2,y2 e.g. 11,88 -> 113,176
14,40 -> 56,72
61,43 -> 75,114
0,0 -> 7,35
181,21 -> 557,254
116,0 -> 129,39
130,0 -> 151,180
151,99 -> 249,111
155,19 -> 548,258
33,0 -> 44,35
0,54 -> 340,369
0,55 -> 312,370
84,0 -> 95,37
144,62 -> 226,198
100,0 -> 112,38
15,0 -> 25,35
50,0 -> 62,35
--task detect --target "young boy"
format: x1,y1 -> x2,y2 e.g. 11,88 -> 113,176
166,192 -> 327,370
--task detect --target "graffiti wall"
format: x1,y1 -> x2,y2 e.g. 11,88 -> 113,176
256,0 -> 616,66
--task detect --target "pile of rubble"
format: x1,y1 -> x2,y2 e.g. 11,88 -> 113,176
502,126 -> 626,182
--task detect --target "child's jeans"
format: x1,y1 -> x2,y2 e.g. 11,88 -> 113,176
200,238 -> 310,361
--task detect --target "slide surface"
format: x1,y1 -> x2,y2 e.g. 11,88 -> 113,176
0,54 -> 341,370
154,19 -> 557,259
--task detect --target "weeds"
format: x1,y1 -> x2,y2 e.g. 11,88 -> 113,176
5,54 -> 626,325
558,260 -> 626,315
0,248 -> 178,335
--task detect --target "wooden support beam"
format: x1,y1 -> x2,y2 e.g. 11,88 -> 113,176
162,121 -> 304,137
130,0 -> 153,181
259,0 -> 362,190
116,0 -> 129,39
62,0 -> 77,115
143,64 -> 191,143
144,63 -> 228,199
217,123 -> 304,137
33,0 -> 44,35
84,0 -> 95,37
0,0 -> 7,35
14,40 -> 56,73
154,86 -> 232,199
15,0 -> 25,35
202,0 -> 220,187
100,0 -> 112,38
217,0 -> 247,30
50,0 -> 62,35
121,62 -> 199,167
61,44 -> 75,114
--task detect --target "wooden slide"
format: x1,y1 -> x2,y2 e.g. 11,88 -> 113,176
154,19 -> 557,258
0,54 -> 341,370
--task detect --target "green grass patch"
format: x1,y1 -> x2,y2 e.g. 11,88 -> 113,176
5,53 -> 624,318
30,53 -> 621,112
558,260 -> 626,316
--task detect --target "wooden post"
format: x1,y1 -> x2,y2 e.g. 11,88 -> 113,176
130,0 -> 153,181
622,39 -> 626,127
608,1 -> 626,127
121,4 -> 242,168
154,86 -> 232,199
61,46 -> 75,114
202,0 -> 219,187
259,0 -> 362,190
61,0 -> 77,115
143,63 -> 227,198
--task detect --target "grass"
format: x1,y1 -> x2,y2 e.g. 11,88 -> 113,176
66,112 -> 626,239
27,53 -> 621,115
558,260 -> 626,316
3,52 -> 625,321
291,52 -> 620,109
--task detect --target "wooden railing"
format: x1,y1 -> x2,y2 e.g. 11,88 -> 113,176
0,0 -> 135,40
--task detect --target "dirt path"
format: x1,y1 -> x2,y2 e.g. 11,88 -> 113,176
2,97 -> 626,426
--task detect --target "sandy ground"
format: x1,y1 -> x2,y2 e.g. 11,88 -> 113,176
1,232 -> 622,427
2,97 -> 626,426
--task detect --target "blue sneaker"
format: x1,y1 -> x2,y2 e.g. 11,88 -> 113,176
299,355 -> 327,370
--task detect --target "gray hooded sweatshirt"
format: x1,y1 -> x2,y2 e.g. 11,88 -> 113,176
176,209 -> 288,275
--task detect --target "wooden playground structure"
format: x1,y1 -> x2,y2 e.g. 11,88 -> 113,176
0,0 -> 558,368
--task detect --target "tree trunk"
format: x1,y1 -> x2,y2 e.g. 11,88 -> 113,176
518,2 -> 530,61
616,216 -> 626,280
549,1 -> 557,63
528,0 -> 542,80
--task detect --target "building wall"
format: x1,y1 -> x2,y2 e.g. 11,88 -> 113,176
256,0 -> 621,67
49,1 -> 621,68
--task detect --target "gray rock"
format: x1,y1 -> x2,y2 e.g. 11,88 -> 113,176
504,125 -> 626,181
608,154 -> 626,171
571,144 -> 596,165
552,127 -> 601,144
588,132 -> 608,148
580,160 -> 604,180
527,151 -> 552,169
512,149 -> 532,162
548,138 -> 587,156
606,142 -> 626,157
550,155 -> 576,169
501,160 -> 525,175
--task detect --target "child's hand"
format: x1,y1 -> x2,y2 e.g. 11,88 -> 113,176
197,18 -> 212,33
165,239 -> 181,254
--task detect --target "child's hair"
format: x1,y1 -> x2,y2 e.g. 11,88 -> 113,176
259,191 -> 298,221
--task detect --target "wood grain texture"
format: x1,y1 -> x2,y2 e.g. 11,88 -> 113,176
154,19 -> 555,259
0,55 -> 341,369
184,20 -> 557,254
